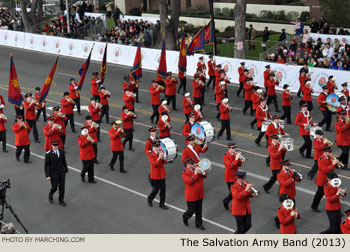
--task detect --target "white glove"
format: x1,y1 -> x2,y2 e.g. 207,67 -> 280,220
0,104 -> 4,109
74,86 -> 78,90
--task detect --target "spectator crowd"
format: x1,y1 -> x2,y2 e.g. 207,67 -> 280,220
0,8 -> 24,31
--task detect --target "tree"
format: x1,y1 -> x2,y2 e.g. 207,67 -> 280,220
19,0 -> 44,33
320,0 -> 350,27
158,0 -> 181,50
233,0 -> 247,59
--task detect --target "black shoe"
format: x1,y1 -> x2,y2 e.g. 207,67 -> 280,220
159,205 -> 168,210
147,197 -> 153,207
77,112 -> 82,115
325,129 -> 333,132
24,160 -> 31,163
196,225 -> 206,230
299,150 -> 306,158
16,156 -> 20,161
94,160 -> 99,164
250,122 -> 254,129
263,186 -> 269,194
276,109 -> 281,113
59,202 -> 67,207
183,216 -> 188,226
81,176 -> 85,182
109,164 -> 115,171
223,200 -> 229,210
312,208 -> 321,213
35,140 -> 40,143
120,170 -> 127,173
217,135 -> 221,140
274,216 -> 280,229
227,137 -> 232,141
243,110 -> 246,115
3,149 -> 8,153
129,148 -> 135,151
255,141 -> 261,147
49,195 -> 53,204
308,176 -> 313,180
89,180 -> 97,184
72,130 -> 77,133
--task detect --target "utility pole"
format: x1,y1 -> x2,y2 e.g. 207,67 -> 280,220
66,0 -> 70,33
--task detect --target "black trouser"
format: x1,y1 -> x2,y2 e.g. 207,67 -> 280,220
280,106 -> 291,124
194,97 -> 202,106
311,186 -> 324,210
0,130 -> 6,150
166,95 -> 176,110
306,101 -> 313,112
100,105 -> 109,123
243,100 -> 253,115
207,76 -> 216,89
234,214 -> 252,234
73,98 -> 81,113
237,82 -> 244,97
26,119 -> 39,141
321,210 -> 341,234
49,174 -> 66,203
110,150 -> 124,171
178,77 -> 186,94
267,95 -> 279,111
36,107 -> 47,121
218,119 -> 231,139
216,103 -> 221,119
134,88 -> 139,102
123,128 -> 133,149
223,182 -> 235,205
183,199 -> 203,226
60,135 -> 66,148
81,159 -> 95,182
16,145 -> 30,162
15,107 -> 24,117
300,135 -> 312,158
255,128 -> 265,144
93,144 -> 98,161
319,110 -> 332,130
93,120 -> 100,141
151,105 -> 160,124
308,160 -> 318,179
200,88 -> 205,105
338,145 -> 349,168
64,113 -> 75,132
93,95 -> 100,103
297,88 -> 302,97
263,169 -> 280,191
185,113 -> 190,123
148,178 -> 166,206
264,86 -> 269,97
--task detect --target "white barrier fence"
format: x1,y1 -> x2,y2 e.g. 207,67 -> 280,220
1,29 -> 350,96
309,33 -> 350,44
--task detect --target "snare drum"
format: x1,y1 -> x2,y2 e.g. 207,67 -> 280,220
159,138 -> 178,161
261,120 -> 272,132
280,137 -> 294,152
197,158 -> 212,174
191,121 -> 215,144
310,126 -> 322,140
279,119 -> 285,129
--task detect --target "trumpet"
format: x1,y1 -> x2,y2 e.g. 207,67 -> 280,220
104,90 -> 111,95
157,85 -> 165,90
331,155 -> 345,169
59,112 -> 65,118
87,135 -> 95,144
69,98 -> 75,104
165,121 -> 172,129
129,111 -> 135,117
199,80 -> 205,87
171,77 -> 177,82
21,122 -> 28,131
53,123 -> 62,130
92,122 -> 99,128
0,114 -> 7,120
243,181 -> 259,196
95,103 -> 102,108
117,127 -> 126,137
235,151 -> 247,163
290,168 -> 303,180
323,137 -> 334,147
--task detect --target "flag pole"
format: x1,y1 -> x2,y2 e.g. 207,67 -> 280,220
209,0 -> 217,55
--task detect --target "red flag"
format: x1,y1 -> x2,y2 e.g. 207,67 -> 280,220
157,38 -> 167,81
38,55 -> 59,104
178,32 -> 187,75
186,19 -> 215,55
77,45 -> 93,91
99,43 -> 107,87
129,44 -> 142,83
8,52 -> 23,106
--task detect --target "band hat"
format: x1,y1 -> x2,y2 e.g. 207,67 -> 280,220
209,55 -> 213,58
345,209 -> 350,216
270,134 -> 279,139
280,159 -> 291,166
322,146 -> 332,152
100,86 -> 106,90
259,97 -> 266,102
283,84 -> 289,89
85,115 -> 92,120
80,126 -> 88,130
151,79 -> 158,83
326,171 -> 338,179
185,157 -> 196,164
92,72 -> 98,76
338,96 -> 346,102
321,85 -> 329,90
63,91 -> 70,96
253,86 -> 260,91
16,115 -> 23,119
161,111 -> 168,116
315,129 -> 323,135
153,140 -> 161,147
341,82 -> 348,86
53,106 -> 60,111
70,78 -> 75,81
47,116 -> 55,121
148,127 -> 156,132
240,62 -> 245,65
123,75 -> 130,80
35,87 -> 41,91
222,98 -> 229,103
166,71 -> 172,76
184,92 -> 190,97
199,56 -> 204,60
186,135 -> 195,141
235,171 -> 246,179
217,64 -> 222,67
189,113 -> 195,118
227,142 -> 237,148
124,88 -> 130,92
272,115 -> 280,120
265,65 -> 270,68
243,69 -> 249,73
328,75 -> 334,80
122,105 -> 129,110
24,93 -> 32,98
279,193 -> 291,202
51,140 -> 60,146
161,100 -> 168,105
300,101 -> 308,107
194,75 -> 200,79
90,97 -> 96,101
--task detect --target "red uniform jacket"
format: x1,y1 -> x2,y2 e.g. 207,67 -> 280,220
149,86 -> 161,105
182,166 -> 206,202
181,144 -> 208,164
182,97 -> 194,115
263,70 -> 270,87
231,180 -> 253,216
313,138 -> 327,161
197,62 -> 206,75
341,218 -> 350,234
316,154 -> 335,187
277,169 -> 301,200
214,69 -> 221,86
219,104 -> 230,120
256,105 -> 271,128
277,205 -> 300,234
252,93 -> 260,110
324,182 -> 341,211
122,81 -> 132,92
192,80 -> 203,98
265,122 -> 286,145
88,104 -> 101,122
165,78 -> 178,96
52,114 -> 67,135
144,136 -> 158,155
267,79 -> 279,96
108,127 -> 124,152
69,83 -> 80,99
302,86 -> 312,101
295,111 -> 313,136
215,85 -> 226,104
192,109 -> 203,122
282,91 -> 292,106
224,151 -> 242,182
60,98 -> 73,115
335,118 -> 350,146
24,101 -> 36,120
123,94 -> 136,110
158,104 -> 171,117
238,67 -> 245,82
0,117 -> 6,131
91,77 -> 100,96
84,122 -> 98,143
299,75 -> 308,89
182,121 -> 194,138
149,150 -> 167,180
243,82 -> 253,101
317,92 -> 328,111
178,71 -> 185,79
78,135 -> 95,161
12,121 -> 31,146
0,95 -> 5,113
327,80 -> 336,94
341,89 -> 349,98
35,93 -> 45,110
121,112 -> 134,130
43,124 -> 63,151
99,92 -> 110,106
208,61 -> 216,76
158,119 -> 171,138
268,143 -> 286,171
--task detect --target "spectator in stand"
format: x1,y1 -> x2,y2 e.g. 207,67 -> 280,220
113,5 -> 124,26
248,24 -> 256,50
106,2 -> 113,17
310,18 -> 319,33
279,29 -> 287,42
262,27 -> 269,51
322,22 -> 330,34
295,17 -> 304,43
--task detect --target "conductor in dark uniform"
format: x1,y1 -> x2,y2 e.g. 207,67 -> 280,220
44,140 -> 68,206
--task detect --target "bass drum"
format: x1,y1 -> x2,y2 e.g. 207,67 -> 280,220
191,121 -> 215,145
326,93 -> 340,113
159,137 -> 178,161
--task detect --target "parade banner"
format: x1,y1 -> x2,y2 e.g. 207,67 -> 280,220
0,30 -> 25,48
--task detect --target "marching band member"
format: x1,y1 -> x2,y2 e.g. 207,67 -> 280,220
237,62 -> 245,98
217,70 -> 229,93
302,81 -> 314,111
223,143 -> 242,210
12,115 -> 31,163
35,87 -> 47,121
214,78 -> 227,120
255,97 -> 271,147
242,77 -> 254,116
158,99 -> 172,119
263,134 -> 286,193
339,96 -> 350,115
123,88 -> 136,113
280,84 -> 292,124
231,171 -> 254,234
88,97 -> 102,142
0,110 -> 7,152
122,75 -> 133,92
177,65 -> 186,95
147,140 -> 168,210
326,76 -> 338,94
52,106 -> 67,148
0,94 -> 5,113
192,104 -> 204,122
181,135 -> 208,165
84,115 -> 99,164
78,126 -> 96,183
182,157 -> 207,230
69,78 -> 81,115
317,85 -> 332,132
265,115 -> 287,146
99,86 -> 110,124
192,71 -> 204,106
91,72 -> 101,102
334,107 -> 350,169
297,71 -> 309,98
263,65 -> 271,97
320,171 -> 343,234
182,113 -> 196,144
60,92 -> 76,133
24,93 -> 40,143
214,64 -> 222,87
295,102 -> 317,159
43,116 -> 63,151
158,113 -> 171,139
218,98 -> 232,141
207,54 -> 216,89
341,82 -> 349,99
266,73 -> 280,112
121,106 -> 136,151
182,92 -> 194,122
277,160 -> 301,203
129,78 -> 139,103
277,193 -> 301,234
145,126 -> 158,155
108,120 -> 127,173
307,130 -> 327,180
311,146 -> 337,212
197,56 -> 207,79
250,87 -> 261,129
341,209 -> 350,234
164,72 -> 178,110
150,80 -> 162,124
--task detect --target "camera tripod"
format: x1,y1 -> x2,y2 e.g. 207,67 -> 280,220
0,198 -> 29,234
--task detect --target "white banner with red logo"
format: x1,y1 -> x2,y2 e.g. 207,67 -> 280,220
309,33 -> 350,44
0,29 -> 25,48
